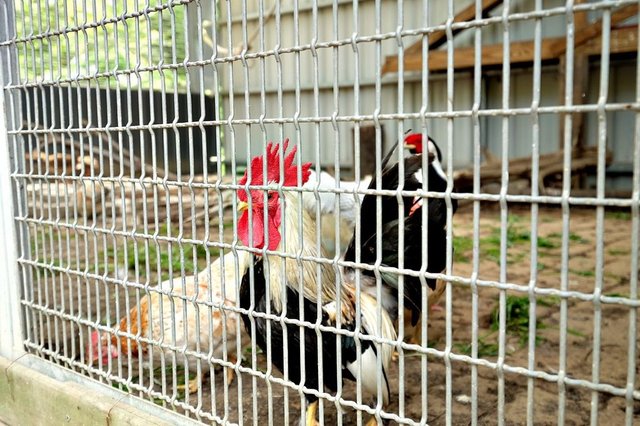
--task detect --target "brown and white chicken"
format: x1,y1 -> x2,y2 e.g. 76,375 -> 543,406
87,249 -> 252,391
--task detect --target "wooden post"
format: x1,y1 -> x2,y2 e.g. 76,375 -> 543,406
353,124 -> 381,179
571,0 -> 589,151
557,0 -> 590,152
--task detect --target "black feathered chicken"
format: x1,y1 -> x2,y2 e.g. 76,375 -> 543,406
343,133 -> 457,343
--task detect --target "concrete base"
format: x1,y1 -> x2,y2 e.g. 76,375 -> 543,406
0,356 -> 175,426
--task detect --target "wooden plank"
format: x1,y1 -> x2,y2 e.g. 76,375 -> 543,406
572,0 -> 589,150
452,145 -> 612,194
396,37 -> 561,72
384,3 -> 638,75
386,0 -> 503,73
581,25 -> 638,56
404,0 -> 503,56
574,0 -> 589,30
385,26 -> 637,73
548,4 -> 638,56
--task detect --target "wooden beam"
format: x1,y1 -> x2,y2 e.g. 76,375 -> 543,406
353,124 -> 381,179
452,145 -> 612,195
386,0 -> 503,73
548,4 -> 638,56
395,37 -> 561,73
384,3 -> 638,75
581,25 -> 638,56
574,0 -> 589,30
559,0 -> 589,152
404,0 -> 503,56
385,26 -> 637,74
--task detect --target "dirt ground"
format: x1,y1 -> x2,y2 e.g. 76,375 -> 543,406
27,203 -> 639,425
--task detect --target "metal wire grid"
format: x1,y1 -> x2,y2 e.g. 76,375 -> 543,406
0,0 -> 638,425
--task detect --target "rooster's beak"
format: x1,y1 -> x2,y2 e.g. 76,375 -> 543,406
237,200 -> 249,212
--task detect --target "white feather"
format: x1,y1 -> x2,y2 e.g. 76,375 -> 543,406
427,140 -> 447,182
302,170 -> 372,257
346,346 -> 387,402
303,170 -> 371,229
345,291 -> 396,405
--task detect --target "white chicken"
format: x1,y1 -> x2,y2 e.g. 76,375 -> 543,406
302,169 -> 372,257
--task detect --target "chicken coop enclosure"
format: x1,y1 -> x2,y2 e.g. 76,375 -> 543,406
0,0 -> 639,425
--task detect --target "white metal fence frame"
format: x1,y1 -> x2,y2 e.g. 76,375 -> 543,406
0,1 -> 199,424
0,0 -> 639,425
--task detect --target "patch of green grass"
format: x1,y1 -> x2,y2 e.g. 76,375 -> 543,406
569,268 -> 595,277
480,220 -> 531,263
135,242 -> 205,277
483,244 -> 502,263
606,210 -> 631,221
101,235 -> 218,282
537,296 -> 561,307
241,345 -> 267,371
111,380 -> 129,392
510,252 -> 527,265
243,345 -> 263,357
453,235 -> 473,263
569,233 -> 588,244
604,292 -> 629,298
490,295 -> 545,346
608,248 -> 630,256
566,328 -> 586,338
509,214 -> 524,224
506,225 -> 531,245
454,294 -> 553,357
546,232 -> 588,244
537,236 -> 559,249
112,369 -> 198,404
455,218 -> 575,265
454,340 -> 499,357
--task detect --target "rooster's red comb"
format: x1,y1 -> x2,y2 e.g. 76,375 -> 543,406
239,139 -> 312,190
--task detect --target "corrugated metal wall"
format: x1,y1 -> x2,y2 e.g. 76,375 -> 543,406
207,0 -> 636,183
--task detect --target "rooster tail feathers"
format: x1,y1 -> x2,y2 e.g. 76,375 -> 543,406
355,292 -> 396,404
379,139 -> 399,173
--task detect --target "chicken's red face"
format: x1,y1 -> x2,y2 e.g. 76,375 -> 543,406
87,330 -> 119,365
237,140 -> 311,251
404,133 -> 442,163
404,133 -> 424,154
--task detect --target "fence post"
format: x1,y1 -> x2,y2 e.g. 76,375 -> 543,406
0,0 -> 25,359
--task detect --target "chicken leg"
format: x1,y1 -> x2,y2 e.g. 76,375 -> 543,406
365,416 -> 380,426
176,376 -> 200,394
304,400 -> 320,426
225,355 -> 237,384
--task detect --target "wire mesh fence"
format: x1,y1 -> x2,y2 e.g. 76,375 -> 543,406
0,0 -> 639,425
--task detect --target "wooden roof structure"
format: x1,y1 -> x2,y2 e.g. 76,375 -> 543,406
381,1 -> 638,74
380,0 -> 636,194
